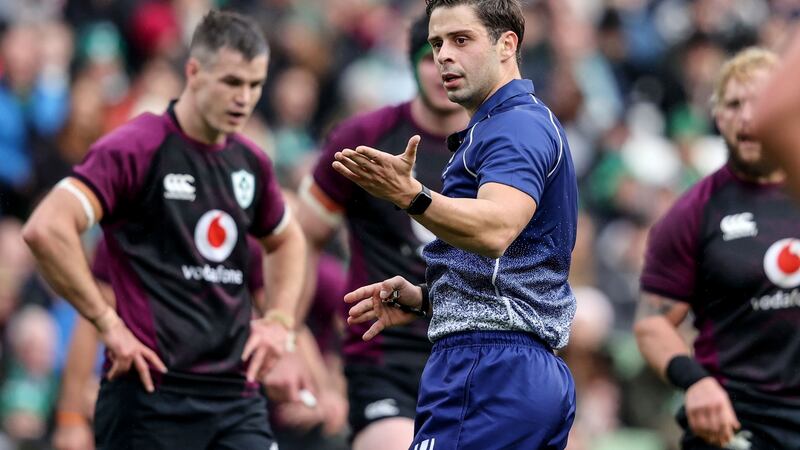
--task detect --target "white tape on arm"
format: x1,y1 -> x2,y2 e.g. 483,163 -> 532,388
56,178 -> 96,228
270,205 -> 292,235
298,176 -> 343,227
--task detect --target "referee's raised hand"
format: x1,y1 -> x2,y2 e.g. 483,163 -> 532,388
96,307 -> 167,393
332,135 -> 423,209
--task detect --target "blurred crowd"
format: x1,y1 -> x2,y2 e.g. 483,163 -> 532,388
0,0 -> 797,449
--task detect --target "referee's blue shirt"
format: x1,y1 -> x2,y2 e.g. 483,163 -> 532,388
423,79 -> 578,349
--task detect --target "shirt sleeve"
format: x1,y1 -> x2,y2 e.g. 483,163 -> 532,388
246,237 -> 264,293
473,112 -> 560,205
71,114 -> 165,218
640,193 -> 705,301
72,141 -> 142,218
250,150 -> 288,237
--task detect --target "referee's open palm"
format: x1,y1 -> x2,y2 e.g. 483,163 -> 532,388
332,135 -> 421,208
344,276 -> 421,341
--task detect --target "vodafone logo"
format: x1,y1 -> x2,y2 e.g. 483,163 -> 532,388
194,210 -> 238,262
763,238 -> 800,288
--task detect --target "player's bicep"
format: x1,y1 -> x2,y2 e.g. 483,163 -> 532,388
31,178 -> 103,233
477,182 -> 537,234
636,292 -> 690,326
258,209 -> 302,254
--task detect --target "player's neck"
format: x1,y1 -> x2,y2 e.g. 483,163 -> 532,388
173,96 -> 226,145
729,164 -> 786,185
411,97 -> 469,136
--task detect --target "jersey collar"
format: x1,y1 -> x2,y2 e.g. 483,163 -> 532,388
446,79 -> 536,152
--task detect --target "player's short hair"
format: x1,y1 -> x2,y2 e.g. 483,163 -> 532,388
425,0 -> 525,63
712,47 -> 778,112
189,10 -> 268,66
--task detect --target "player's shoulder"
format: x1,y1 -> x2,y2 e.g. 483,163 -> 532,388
648,166 -> 734,246
669,166 -> 734,217
91,112 -> 170,155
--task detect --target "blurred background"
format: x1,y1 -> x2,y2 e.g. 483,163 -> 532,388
0,0 -> 797,449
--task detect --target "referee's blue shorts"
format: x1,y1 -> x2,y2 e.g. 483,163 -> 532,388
410,331 -> 576,450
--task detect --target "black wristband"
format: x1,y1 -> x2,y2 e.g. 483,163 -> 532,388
382,289 -> 426,317
665,355 -> 711,390
418,283 -> 430,314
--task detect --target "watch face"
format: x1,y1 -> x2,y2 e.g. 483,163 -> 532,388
407,185 -> 432,215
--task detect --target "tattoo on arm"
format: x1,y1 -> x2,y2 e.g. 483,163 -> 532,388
635,294 -> 681,321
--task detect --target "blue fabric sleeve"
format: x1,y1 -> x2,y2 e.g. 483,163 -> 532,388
473,112 -> 559,204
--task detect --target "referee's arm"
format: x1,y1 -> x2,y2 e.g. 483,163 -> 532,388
333,136 -> 535,259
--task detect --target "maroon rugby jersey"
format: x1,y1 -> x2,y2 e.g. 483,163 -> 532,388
313,102 -> 453,366
642,165 -> 800,405
91,236 -> 265,295
73,104 -> 285,395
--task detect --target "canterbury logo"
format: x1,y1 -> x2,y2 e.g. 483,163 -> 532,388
720,212 -> 757,241
164,173 -> 196,201
413,438 -> 436,450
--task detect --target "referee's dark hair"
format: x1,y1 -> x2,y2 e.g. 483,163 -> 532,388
189,10 -> 268,66
425,0 -> 524,63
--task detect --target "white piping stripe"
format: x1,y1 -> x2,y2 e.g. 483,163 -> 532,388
271,205 -> 292,235
539,96 -> 564,179
492,257 -> 515,321
56,178 -> 96,228
430,438 -> 435,450
491,258 -> 502,299
298,176 -> 343,227
461,123 -> 479,179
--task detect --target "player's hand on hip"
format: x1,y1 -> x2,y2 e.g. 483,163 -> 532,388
262,350 -> 313,403
685,377 -> 741,447
332,135 -> 422,208
344,275 -> 423,341
100,315 -> 167,393
53,419 -> 94,450
243,319 -> 288,383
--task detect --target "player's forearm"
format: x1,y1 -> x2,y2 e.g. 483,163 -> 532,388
23,216 -> 110,323
263,220 -> 308,318
293,196 -> 330,322
296,327 -> 331,391
413,192 -> 521,259
633,316 -> 692,378
58,317 -> 100,415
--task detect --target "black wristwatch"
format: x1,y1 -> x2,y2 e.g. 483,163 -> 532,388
405,184 -> 432,215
